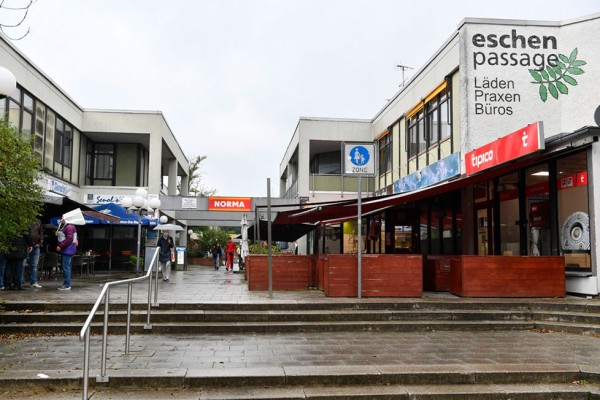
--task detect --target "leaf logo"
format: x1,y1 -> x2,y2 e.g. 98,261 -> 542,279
529,48 -> 586,102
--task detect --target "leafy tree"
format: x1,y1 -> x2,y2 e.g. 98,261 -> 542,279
0,118 -> 44,253
193,227 -> 231,258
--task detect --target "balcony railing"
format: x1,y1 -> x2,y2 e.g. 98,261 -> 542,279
309,173 -> 374,197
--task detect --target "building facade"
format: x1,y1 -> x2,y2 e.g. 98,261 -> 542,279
281,13 -> 600,295
0,33 -> 190,267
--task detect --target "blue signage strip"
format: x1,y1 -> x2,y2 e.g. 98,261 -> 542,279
393,153 -> 460,194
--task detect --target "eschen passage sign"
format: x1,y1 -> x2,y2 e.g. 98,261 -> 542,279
465,122 -> 544,176
208,196 -> 252,212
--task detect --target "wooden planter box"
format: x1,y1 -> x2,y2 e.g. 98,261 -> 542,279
323,254 -> 423,297
449,255 -> 566,297
245,255 -> 313,291
424,255 -> 454,291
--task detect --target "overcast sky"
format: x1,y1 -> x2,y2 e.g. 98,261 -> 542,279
8,0 -> 600,197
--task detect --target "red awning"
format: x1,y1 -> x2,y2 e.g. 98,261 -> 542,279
273,150 -> 551,226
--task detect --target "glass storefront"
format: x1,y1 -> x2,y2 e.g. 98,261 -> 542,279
487,150 -> 591,272
557,152 -> 591,273
498,172 -> 520,255
526,163 -> 551,256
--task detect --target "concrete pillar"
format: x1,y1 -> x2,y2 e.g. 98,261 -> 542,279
180,175 -> 189,196
168,159 -> 178,196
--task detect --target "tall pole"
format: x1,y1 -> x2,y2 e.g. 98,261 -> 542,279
267,178 -> 273,299
136,212 -> 142,275
357,175 -> 362,299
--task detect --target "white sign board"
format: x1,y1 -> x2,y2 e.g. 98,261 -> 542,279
343,142 -> 376,175
181,197 -> 197,209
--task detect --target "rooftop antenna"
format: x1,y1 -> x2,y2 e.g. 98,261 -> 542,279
396,64 -> 413,87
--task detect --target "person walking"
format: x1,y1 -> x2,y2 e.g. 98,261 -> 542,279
211,242 -> 222,270
22,219 -> 43,288
5,232 -> 32,291
56,219 -> 78,290
225,238 -> 237,272
157,230 -> 174,281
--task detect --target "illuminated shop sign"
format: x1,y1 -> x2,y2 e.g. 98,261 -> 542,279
465,122 -> 544,176
208,196 -> 252,211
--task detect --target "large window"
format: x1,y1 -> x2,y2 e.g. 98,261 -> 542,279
405,81 -> 452,171
310,151 -> 341,174
53,116 -> 74,181
557,151 -> 590,273
497,172 -> 521,255
93,144 -> 115,181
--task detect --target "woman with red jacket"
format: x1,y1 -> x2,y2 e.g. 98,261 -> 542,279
225,238 -> 237,272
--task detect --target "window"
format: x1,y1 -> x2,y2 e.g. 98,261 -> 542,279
378,133 -> 392,175
44,109 -> 55,171
439,92 -> 451,141
34,102 -> 45,164
497,172 -> 521,256
427,97 -> 439,146
93,144 -> 115,180
310,151 -> 341,174
557,151 -> 590,272
408,115 -> 418,158
405,81 -> 452,172
53,116 -> 74,181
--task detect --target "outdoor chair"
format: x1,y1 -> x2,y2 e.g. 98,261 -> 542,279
42,252 -> 59,280
72,254 -> 88,276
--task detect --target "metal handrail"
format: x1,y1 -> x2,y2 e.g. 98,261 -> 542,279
80,247 -> 161,400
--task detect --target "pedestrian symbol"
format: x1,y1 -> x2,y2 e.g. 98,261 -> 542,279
344,142 -> 375,175
350,146 -> 370,166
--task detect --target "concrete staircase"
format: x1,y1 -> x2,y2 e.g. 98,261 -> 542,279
3,299 -> 600,398
2,300 -> 600,335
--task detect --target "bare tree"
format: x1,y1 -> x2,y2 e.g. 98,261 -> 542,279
0,0 -> 33,40
185,154 -> 217,197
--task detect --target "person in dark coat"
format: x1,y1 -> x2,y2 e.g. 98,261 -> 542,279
157,231 -> 174,281
211,242 -> 222,270
5,232 -> 33,291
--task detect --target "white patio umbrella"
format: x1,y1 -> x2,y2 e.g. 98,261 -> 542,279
240,214 -> 249,263
153,224 -> 184,231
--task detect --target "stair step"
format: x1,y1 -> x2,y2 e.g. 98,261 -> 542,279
0,309 -> 534,324
0,364 -> 594,394
0,320 -> 535,335
200,383 -> 591,399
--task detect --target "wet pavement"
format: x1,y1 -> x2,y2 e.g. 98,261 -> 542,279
2,263 -> 600,398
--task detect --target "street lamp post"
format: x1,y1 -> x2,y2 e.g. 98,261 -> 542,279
0,66 -> 16,98
120,188 -> 161,275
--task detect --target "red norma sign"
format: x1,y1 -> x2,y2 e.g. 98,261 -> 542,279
465,122 -> 544,176
208,196 -> 252,212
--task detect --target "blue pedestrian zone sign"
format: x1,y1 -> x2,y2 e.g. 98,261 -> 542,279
344,142 -> 375,175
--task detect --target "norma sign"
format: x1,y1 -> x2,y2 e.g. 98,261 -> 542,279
343,142 -> 375,175
208,196 -> 252,212
465,122 -> 544,176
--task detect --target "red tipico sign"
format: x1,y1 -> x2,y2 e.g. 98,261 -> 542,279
577,172 -> 588,186
465,122 -> 544,176
208,197 -> 252,211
